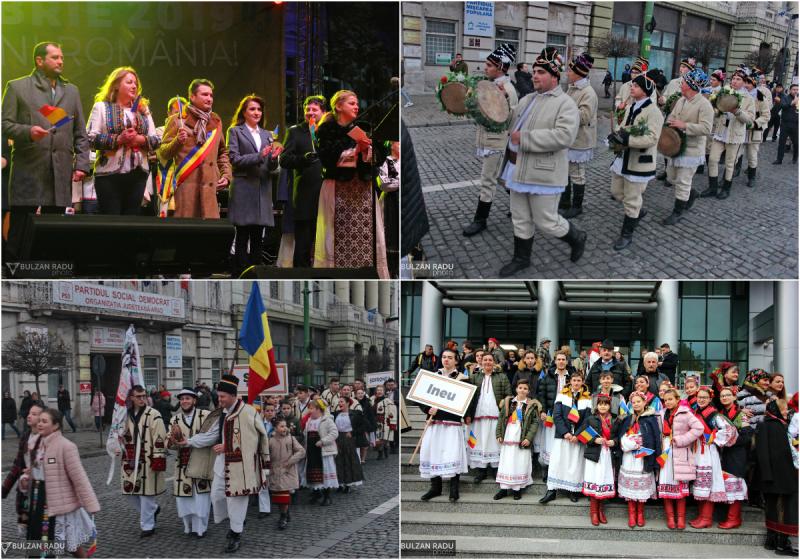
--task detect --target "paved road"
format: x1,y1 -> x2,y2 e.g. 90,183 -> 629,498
1,433 -> 399,558
403,94 -> 798,280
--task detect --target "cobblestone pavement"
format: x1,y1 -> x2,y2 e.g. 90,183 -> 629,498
403,94 -> 798,280
1,431 -> 399,558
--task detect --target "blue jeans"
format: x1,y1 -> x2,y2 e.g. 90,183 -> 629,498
2,422 -> 20,439
401,88 -> 412,105
62,409 -> 77,432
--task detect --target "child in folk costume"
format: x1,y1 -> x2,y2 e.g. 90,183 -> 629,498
617,391 -> 661,528
167,388 -> 212,538
371,385 -> 397,460
465,353 -> 512,482
657,388 -> 704,529
683,376 -> 700,411
418,349 -> 469,503
333,396 -> 365,492
632,375 -> 658,408
541,372 -> 592,503
579,394 -> 620,525
717,386 -> 752,530
269,419 -> 305,530
304,399 -> 339,506
493,379 -> 541,500
535,351 -> 571,484
688,386 -> 740,529
592,371 -> 627,419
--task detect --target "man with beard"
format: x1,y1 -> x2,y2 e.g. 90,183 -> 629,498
167,388 -> 212,538
586,339 -> 630,397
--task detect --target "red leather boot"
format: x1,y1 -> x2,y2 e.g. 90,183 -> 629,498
597,500 -> 608,524
590,497 -> 600,526
718,501 -> 742,529
676,497 -> 687,529
637,500 -> 646,527
663,499 -> 675,529
690,500 -> 713,529
628,500 -> 638,528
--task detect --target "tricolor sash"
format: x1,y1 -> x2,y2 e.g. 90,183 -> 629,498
161,125 -> 220,204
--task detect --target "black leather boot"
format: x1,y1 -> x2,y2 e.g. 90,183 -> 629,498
700,175 -> 719,198
775,533 -> 799,556
278,512 -> 288,530
320,488 -> 333,506
473,467 -> 488,483
225,531 -> 241,553
558,221 -> 587,262
499,236 -> 534,277
716,178 -> 732,200
493,489 -> 508,500
449,475 -> 461,502
746,166 -> 756,188
685,188 -> 699,210
559,181 -> 572,211
661,199 -> 687,226
765,530 -> 778,550
420,476 -> 442,501
541,465 -> 548,483
656,170 -> 667,181
309,489 -> 321,504
733,155 -> 742,177
463,199 -> 492,236
613,215 -> 637,251
539,489 -> 557,504
562,183 -> 585,218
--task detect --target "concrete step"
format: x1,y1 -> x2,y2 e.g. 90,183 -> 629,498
401,511 -> 766,546
400,491 -> 764,522
401,534 -> 775,558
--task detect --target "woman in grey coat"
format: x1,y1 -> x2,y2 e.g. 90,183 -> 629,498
226,95 -> 281,273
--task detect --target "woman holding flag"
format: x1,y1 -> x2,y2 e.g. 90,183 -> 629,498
87,66 -> 160,215
541,371 -> 592,504
227,94 -> 283,274
688,386 -> 739,529
657,388 -> 703,529
578,394 -> 620,525
617,391 -> 661,528
717,386 -> 753,530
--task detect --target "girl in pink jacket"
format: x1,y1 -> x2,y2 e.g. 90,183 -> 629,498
657,388 -> 703,529
21,409 -> 100,556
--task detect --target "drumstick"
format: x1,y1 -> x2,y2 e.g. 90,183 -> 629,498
408,413 -> 434,465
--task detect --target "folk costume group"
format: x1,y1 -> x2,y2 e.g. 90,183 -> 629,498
2,42 -> 394,277
454,44 -> 784,274
416,346 -> 798,554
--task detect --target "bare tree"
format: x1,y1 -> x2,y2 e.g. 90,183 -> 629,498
743,43 -> 778,76
681,31 -> 728,71
4,331 -> 68,396
321,348 -> 355,378
592,32 -> 639,101
287,358 -> 315,387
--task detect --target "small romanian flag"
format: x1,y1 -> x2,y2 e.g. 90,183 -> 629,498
704,431 -> 716,445
272,124 -> 280,139
656,447 -> 671,468
576,425 -> 599,444
467,430 -> 477,449
619,400 -> 631,416
38,104 -> 73,129
544,413 -> 554,428
567,405 -> 581,424
239,282 -> 280,403
634,447 -> 655,459
86,524 -> 97,557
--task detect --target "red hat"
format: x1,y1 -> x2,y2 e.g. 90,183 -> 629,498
160,391 -> 170,398
790,392 -> 799,413
488,337 -> 499,344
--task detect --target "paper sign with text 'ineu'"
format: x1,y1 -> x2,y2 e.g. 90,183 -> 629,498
406,369 -> 477,417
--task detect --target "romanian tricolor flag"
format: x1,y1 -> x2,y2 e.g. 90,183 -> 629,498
86,519 -> 97,556
634,447 -> 655,459
619,400 -> 631,416
467,430 -> 477,449
240,282 -> 280,402
704,430 -> 716,445
38,104 -> 72,129
272,124 -> 280,139
656,447 -> 671,468
567,405 -> 581,424
576,425 -> 599,444
544,412 -> 554,428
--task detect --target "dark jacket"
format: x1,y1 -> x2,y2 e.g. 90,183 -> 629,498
18,396 -> 33,420
358,395 -> 377,432
755,413 -> 797,495
2,397 -> 17,423
639,369 -> 671,395
466,371 -> 512,418
227,124 -> 278,227
417,369 -> 467,423
602,72 -> 613,86
57,389 -> 71,412
536,368 -> 571,415
553,387 -> 592,439
1,69 -> 90,207
153,398 -> 173,429
316,118 -> 383,182
514,70 -> 534,98
280,122 -> 323,221
780,93 -> 799,127
400,122 -> 429,255
658,351 -> 678,383
720,414 -> 753,479
616,408 -> 662,473
407,351 -> 438,374
587,358 -> 629,396
496,396 -> 540,445
511,366 -> 540,398
579,414 -> 622,463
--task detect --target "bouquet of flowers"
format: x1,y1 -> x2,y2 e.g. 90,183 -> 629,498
709,85 -> 743,114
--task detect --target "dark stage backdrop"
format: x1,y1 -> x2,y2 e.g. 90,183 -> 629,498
2,2 -> 285,134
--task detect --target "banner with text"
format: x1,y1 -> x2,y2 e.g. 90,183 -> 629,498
406,369 -> 476,417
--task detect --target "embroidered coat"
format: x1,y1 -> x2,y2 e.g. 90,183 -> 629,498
168,408 -> 211,497
87,101 -> 160,175
121,406 -> 167,496
612,98 -> 664,176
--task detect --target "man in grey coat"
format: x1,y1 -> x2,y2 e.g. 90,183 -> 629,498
2,42 -> 90,260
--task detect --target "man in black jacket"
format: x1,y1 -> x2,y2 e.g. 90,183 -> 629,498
57,384 -> 77,433
279,95 -> 326,267
587,339 -> 630,397
406,345 -> 438,377
514,62 -> 534,98
765,83 -> 784,141
773,83 -> 798,165
658,343 -> 679,384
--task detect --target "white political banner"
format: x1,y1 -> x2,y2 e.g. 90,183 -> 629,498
165,335 -> 183,368
234,363 -> 289,397
406,369 -> 476,417
366,371 -> 394,388
464,1 -> 494,37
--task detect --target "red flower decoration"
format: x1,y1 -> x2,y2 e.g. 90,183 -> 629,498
440,75 -> 448,84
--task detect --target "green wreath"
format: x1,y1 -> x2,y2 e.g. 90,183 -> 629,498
434,72 -> 478,115
463,77 -> 513,133
667,125 -> 688,157
709,86 -> 743,114
662,92 -> 682,117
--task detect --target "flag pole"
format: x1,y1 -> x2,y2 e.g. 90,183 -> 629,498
408,413 -> 433,465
